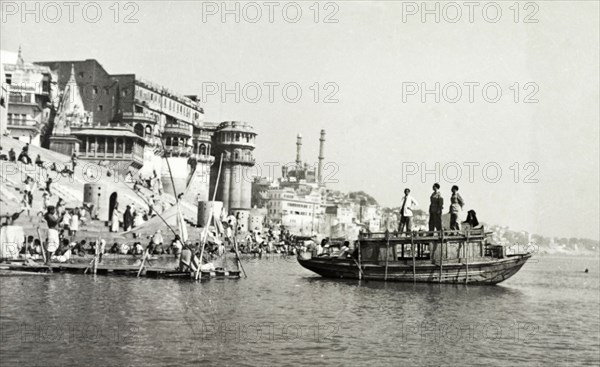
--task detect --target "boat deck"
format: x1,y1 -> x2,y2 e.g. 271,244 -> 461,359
0,262 -> 241,280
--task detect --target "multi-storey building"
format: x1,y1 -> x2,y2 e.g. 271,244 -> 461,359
2,48 -> 56,146
26,57 -> 259,231
267,187 -> 323,235
35,59 -> 206,183
251,177 -> 276,209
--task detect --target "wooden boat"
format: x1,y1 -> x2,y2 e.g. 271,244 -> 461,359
297,227 -> 532,285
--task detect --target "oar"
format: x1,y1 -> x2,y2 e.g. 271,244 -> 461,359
352,258 -> 366,282
83,256 -> 95,274
195,154 -> 223,281
137,249 -> 148,277
232,236 -> 247,278
36,227 -> 47,264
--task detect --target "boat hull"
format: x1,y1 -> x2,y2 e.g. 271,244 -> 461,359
297,253 -> 532,285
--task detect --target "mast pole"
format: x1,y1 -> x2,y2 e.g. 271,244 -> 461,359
411,231 -> 416,283
196,153 -> 223,281
439,229 -> 444,283
357,236 -> 362,281
384,230 -> 389,281
465,230 -> 469,284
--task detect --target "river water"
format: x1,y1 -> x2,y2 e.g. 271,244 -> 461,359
1,255 -> 598,366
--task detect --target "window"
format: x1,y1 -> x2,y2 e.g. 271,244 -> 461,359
93,87 -> 98,95
78,72 -> 84,78
97,137 -> 105,153
122,89 -> 128,97
107,138 -> 114,153
125,139 -> 133,154
97,105 -> 103,111
5,74 -> 12,84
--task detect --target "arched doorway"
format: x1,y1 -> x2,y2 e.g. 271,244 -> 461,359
134,123 -> 144,137
109,192 -> 118,221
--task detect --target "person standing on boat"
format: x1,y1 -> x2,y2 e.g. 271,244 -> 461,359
399,188 -> 418,234
428,183 -> 444,231
449,185 -> 465,230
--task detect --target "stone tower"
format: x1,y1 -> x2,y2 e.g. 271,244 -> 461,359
211,121 -> 256,229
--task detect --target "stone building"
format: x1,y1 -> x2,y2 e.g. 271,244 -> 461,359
267,187 -> 323,235
2,47 -> 56,146
210,121 -> 257,230
27,57 -> 258,231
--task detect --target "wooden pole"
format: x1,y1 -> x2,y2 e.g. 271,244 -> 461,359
411,231 -> 416,282
36,227 -> 46,263
384,231 -> 389,281
93,236 -> 99,274
196,154 -> 223,281
137,249 -> 148,277
357,238 -> 362,281
232,236 -> 247,278
465,231 -> 470,284
439,229 -> 444,283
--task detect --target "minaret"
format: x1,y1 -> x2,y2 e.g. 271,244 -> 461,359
16,45 -> 24,67
296,133 -> 302,171
318,129 -> 326,186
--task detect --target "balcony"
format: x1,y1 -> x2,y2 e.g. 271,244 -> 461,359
7,117 -> 40,131
193,154 -> 215,164
8,94 -> 37,106
163,124 -> 192,137
225,155 -> 256,166
164,145 -> 192,158
119,112 -> 158,124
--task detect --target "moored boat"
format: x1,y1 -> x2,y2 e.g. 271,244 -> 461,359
297,227 -> 532,285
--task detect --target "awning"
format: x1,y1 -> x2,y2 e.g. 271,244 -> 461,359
71,129 -> 144,140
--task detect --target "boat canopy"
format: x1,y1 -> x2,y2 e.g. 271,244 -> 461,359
358,228 -> 490,263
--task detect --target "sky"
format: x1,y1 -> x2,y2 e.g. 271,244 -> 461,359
1,1 -> 598,240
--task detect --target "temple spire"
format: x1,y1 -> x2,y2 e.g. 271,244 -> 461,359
53,63 -> 88,135
68,63 -> 77,84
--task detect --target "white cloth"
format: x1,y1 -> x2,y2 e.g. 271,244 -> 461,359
111,210 -> 120,232
55,249 -> 71,263
62,213 -> 71,226
0,226 -> 24,259
47,229 -> 59,252
133,213 -> 145,227
400,195 -> 419,217
152,231 -> 163,245
70,214 -> 79,231
173,240 -> 183,253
